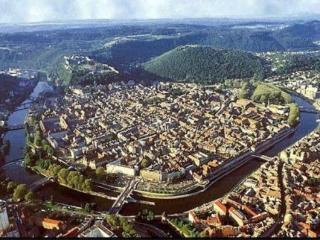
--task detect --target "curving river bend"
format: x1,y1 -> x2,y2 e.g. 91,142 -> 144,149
1,84 -> 319,215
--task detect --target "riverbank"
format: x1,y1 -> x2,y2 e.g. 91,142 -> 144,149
28,165 -> 117,201
281,86 -> 320,111
0,79 -> 38,160
132,127 -> 295,200
29,125 -> 295,202
2,84 -> 319,215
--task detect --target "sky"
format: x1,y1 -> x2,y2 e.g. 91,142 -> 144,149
0,0 -> 319,24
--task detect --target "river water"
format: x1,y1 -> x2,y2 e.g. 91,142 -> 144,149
1,86 -> 319,215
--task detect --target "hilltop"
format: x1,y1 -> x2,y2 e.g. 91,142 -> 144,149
143,45 -> 265,83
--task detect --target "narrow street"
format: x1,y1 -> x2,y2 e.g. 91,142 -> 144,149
263,161 -> 287,237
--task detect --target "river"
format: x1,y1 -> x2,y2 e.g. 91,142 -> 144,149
1,86 -> 319,215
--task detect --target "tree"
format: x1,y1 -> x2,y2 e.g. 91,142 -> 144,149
47,164 -> 62,177
139,209 -> 154,221
96,167 -> 105,180
121,220 -> 136,237
260,94 -> 268,105
26,134 -> 33,145
25,191 -> 35,202
58,168 -> 69,184
34,130 -> 42,146
82,179 -> 92,192
67,171 -> 78,188
42,140 -> 54,156
288,103 -> 300,127
119,216 -> 127,226
146,210 -> 154,221
13,184 -> 28,202
24,153 -> 35,167
253,72 -> 264,81
37,159 -> 50,170
238,82 -> 252,99
106,214 -> 118,228
7,181 -> 17,193
252,83 -> 292,105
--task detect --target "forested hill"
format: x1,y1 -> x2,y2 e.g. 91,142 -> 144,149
143,45 -> 265,84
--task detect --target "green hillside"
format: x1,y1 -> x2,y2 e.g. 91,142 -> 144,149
143,45 -> 265,84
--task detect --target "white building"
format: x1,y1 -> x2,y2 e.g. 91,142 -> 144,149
79,222 -> 116,238
0,200 -> 9,232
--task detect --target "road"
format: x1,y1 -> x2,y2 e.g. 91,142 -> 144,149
261,161 -> 286,237
134,222 -> 169,238
109,179 -> 138,214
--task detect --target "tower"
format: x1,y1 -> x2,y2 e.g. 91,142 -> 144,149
0,200 -> 9,232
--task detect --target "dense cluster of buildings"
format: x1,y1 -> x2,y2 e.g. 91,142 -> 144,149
0,199 -> 120,238
185,127 -> 320,238
38,82 -> 289,187
64,55 -> 119,75
187,157 -> 281,237
277,129 -> 320,238
0,68 -> 38,79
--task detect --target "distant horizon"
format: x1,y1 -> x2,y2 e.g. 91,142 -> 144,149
1,0 -> 320,24
1,15 -> 319,26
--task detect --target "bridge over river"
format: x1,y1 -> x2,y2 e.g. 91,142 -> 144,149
299,106 -> 319,114
5,124 -> 25,132
251,154 -> 276,162
29,177 -> 56,191
1,159 -> 23,168
108,179 -> 139,215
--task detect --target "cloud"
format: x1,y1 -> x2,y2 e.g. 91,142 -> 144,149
0,0 -> 319,23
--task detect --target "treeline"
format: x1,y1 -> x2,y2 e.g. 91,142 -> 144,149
144,46 -> 265,84
0,24 -> 154,72
92,21 -> 320,70
105,214 -> 138,238
0,177 -> 35,202
239,82 -> 300,126
0,20 -> 319,77
272,21 -> 320,50
199,30 -> 285,52
276,54 -> 320,74
34,159 -> 92,192
169,218 -> 200,238
239,81 -> 292,105
25,126 -> 92,192
251,83 -> 292,105
25,136 -> 91,192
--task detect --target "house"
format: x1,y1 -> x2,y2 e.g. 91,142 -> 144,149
234,99 -> 256,111
188,211 -> 200,224
242,205 -> 258,218
221,225 -> 240,237
229,207 -> 247,226
206,215 -> 222,227
42,218 -> 65,230
213,200 -> 227,217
